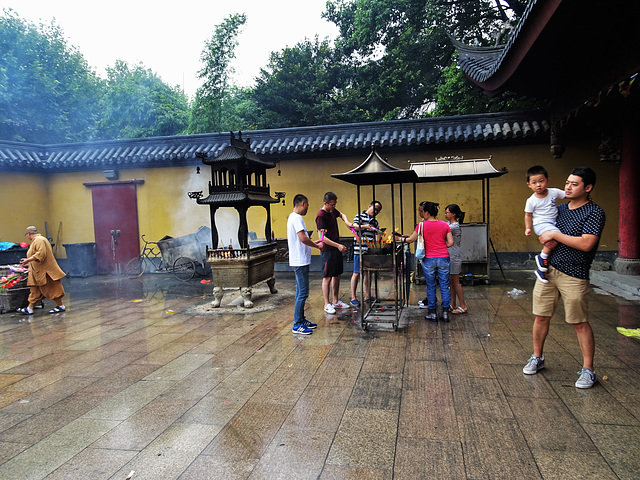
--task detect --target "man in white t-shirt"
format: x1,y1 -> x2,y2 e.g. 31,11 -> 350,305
287,194 -> 324,334
524,165 -> 565,283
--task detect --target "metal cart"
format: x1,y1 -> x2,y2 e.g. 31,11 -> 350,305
360,245 -> 408,331
408,157 -> 508,283
0,265 -> 29,313
332,146 -> 418,330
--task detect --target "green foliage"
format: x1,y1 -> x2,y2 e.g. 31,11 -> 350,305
253,37 -> 359,128
188,13 -> 247,133
431,61 -> 548,117
2,2 -> 542,144
0,9 -> 102,143
248,0 -> 535,127
96,60 -> 189,140
0,10 -> 190,143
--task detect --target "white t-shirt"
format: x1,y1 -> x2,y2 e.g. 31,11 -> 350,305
524,187 -> 565,226
287,211 -> 311,267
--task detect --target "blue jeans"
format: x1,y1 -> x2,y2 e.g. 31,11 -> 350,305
421,257 -> 451,310
293,265 -> 309,327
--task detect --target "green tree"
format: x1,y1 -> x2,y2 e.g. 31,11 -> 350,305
0,10 -> 102,143
321,0 -> 533,118
250,1 -> 533,127
96,60 -> 189,140
252,37 -> 358,128
431,60 -> 547,117
189,13 -> 247,133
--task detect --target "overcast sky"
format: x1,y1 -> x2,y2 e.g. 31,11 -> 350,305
1,0 -> 339,98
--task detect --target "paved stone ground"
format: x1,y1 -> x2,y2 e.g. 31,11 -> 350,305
0,270 -> 638,479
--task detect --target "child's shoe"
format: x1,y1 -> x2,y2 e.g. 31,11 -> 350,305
534,270 -> 549,283
535,255 -> 548,272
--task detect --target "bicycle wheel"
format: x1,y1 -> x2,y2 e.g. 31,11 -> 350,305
173,257 -> 196,282
125,256 -> 146,277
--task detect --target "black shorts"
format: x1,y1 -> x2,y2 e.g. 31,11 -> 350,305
321,250 -> 343,278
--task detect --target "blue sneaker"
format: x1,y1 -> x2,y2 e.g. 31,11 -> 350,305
534,269 -> 549,283
535,254 -> 548,272
303,319 -> 317,329
292,324 -> 313,335
350,298 -> 361,307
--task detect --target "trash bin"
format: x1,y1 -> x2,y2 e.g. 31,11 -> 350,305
62,243 -> 97,277
0,247 -> 28,265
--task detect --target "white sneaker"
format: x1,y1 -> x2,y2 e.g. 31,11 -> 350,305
333,300 -> 350,309
575,367 -> 596,389
324,304 -> 336,314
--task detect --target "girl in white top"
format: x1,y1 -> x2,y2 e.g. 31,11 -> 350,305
445,204 -> 467,314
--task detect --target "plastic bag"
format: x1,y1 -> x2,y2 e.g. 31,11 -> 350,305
415,221 -> 425,260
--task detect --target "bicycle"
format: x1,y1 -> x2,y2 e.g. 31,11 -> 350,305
125,235 -> 163,278
125,235 -> 198,282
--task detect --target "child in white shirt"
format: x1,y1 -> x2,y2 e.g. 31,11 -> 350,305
524,165 -> 565,283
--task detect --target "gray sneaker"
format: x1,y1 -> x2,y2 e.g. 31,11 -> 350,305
424,309 -> 437,322
575,367 -> 596,389
523,355 -> 544,374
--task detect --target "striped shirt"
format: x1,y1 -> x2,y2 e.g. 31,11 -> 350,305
352,211 -> 379,252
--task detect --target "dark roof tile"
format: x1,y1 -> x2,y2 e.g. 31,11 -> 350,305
0,111 -> 549,172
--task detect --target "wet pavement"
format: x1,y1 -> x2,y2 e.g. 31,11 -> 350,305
0,270 -> 638,479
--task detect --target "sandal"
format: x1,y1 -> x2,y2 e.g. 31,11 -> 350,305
451,306 -> 468,314
49,306 -> 66,314
16,307 -> 33,315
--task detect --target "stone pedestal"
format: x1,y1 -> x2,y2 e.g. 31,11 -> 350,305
614,258 -> 640,276
207,243 -> 278,307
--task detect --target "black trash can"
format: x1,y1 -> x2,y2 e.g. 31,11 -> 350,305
62,243 -> 97,277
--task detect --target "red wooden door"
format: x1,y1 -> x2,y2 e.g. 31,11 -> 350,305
85,181 -> 143,274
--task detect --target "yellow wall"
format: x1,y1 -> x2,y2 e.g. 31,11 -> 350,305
269,142 -> 619,255
0,172 -> 49,243
0,140 -> 620,258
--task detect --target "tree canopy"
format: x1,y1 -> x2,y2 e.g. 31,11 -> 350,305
96,60 -> 189,140
1,2 -> 546,144
0,9 -> 190,143
250,0 -> 543,128
187,13 -> 247,134
0,9 -> 101,143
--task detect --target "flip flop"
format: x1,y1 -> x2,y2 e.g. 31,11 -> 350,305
451,307 -> 468,314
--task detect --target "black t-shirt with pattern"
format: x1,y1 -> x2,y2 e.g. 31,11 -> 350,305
549,201 -> 606,280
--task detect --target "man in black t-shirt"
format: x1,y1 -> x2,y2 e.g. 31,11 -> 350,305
522,167 -> 606,389
315,192 -> 355,314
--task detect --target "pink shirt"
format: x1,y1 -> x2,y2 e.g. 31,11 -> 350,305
414,220 -> 451,258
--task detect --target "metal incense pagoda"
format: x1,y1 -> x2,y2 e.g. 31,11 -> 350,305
192,132 -> 279,308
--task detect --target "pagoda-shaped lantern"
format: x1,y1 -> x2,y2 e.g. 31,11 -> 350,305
193,132 -> 279,308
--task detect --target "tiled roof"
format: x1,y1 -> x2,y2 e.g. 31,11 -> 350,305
0,111 -> 549,172
452,0 -> 539,84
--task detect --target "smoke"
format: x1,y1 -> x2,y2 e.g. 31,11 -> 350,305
170,172 -> 209,236
215,208 -> 240,249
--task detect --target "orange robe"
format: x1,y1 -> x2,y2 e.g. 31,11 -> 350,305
26,234 -> 66,304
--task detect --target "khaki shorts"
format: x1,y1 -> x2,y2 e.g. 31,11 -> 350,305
532,266 -> 590,324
